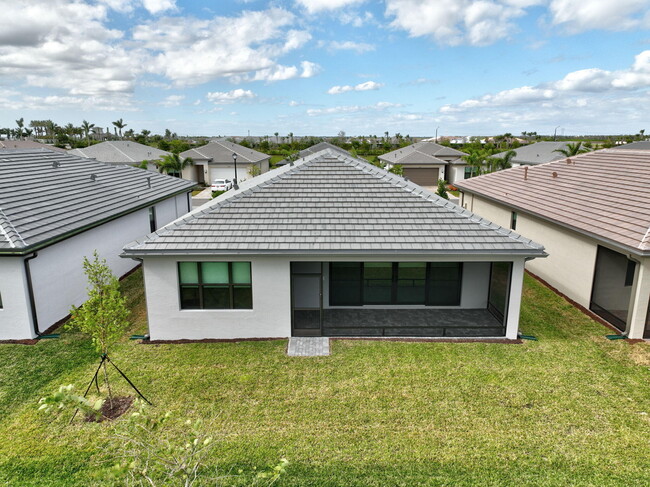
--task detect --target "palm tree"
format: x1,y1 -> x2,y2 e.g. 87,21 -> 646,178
462,150 -> 487,178
112,118 -> 127,139
15,118 -> 24,140
553,142 -> 590,157
489,150 -> 516,172
288,132 -> 294,145
141,129 -> 151,143
24,128 -> 33,139
157,153 -> 194,178
81,120 -> 95,146
274,132 -> 279,144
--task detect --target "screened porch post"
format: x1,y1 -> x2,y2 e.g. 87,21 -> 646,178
626,260 -> 650,339
505,259 -> 526,340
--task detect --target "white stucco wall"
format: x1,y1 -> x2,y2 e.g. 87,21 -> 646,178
142,256 -> 292,340
0,258 -> 33,340
448,165 -> 467,184
4,193 -> 191,339
141,256 -> 526,340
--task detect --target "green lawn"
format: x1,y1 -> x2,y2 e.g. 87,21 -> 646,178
270,155 -> 285,166
1,270 -> 649,486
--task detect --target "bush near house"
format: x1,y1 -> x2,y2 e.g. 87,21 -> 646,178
0,270 -> 649,486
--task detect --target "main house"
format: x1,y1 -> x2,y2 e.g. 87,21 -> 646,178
456,149 -> 650,339
0,149 -> 195,340
68,140 -> 172,171
122,149 -> 545,341
179,140 -> 270,185
378,142 -> 468,186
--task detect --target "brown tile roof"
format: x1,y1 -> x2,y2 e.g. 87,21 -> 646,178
455,149 -> 650,255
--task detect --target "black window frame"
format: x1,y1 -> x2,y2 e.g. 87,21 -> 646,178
624,259 -> 636,287
510,211 -> 517,231
148,206 -> 157,233
329,262 -> 463,307
178,262 -> 252,310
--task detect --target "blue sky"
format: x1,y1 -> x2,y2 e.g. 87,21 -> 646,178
1,0 -> 649,136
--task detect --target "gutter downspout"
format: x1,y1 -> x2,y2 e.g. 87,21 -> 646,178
23,252 -> 40,337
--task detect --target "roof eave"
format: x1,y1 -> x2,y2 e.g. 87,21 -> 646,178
456,186 -> 650,258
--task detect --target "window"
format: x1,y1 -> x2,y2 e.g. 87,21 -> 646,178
329,262 -> 462,307
148,207 -> 156,233
178,262 -> 252,310
464,167 -> 474,179
0,291 -> 3,309
510,211 -> 517,231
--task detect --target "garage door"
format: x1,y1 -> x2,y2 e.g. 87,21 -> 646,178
403,167 -> 439,186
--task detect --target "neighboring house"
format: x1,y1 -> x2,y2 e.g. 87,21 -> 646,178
456,149 -> 650,339
276,142 -> 350,166
610,141 -> 650,151
0,139 -> 67,153
122,149 -> 545,342
69,141 -> 172,171
378,142 -> 468,186
180,140 -> 270,185
0,149 -> 195,340
491,142 -> 580,167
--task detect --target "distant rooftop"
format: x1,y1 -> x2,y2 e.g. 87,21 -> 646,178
379,142 -> 467,165
68,141 -> 171,164
456,149 -> 650,255
610,141 -> 650,151
180,140 -> 268,163
277,142 -> 350,166
0,139 -> 67,153
0,150 -> 195,254
123,149 -> 544,257
491,142 -> 579,166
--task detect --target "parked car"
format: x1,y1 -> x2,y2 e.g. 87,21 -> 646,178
210,179 -> 232,192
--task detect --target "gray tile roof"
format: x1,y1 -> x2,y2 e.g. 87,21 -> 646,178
379,142 -> 467,166
180,140 -> 269,164
277,142 -> 350,166
610,141 -> 650,151
123,149 -> 545,256
69,141 -> 171,165
491,142 -> 578,166
0,150 -> 195,254
456,149 -> 650,255
0,140 -> 67,153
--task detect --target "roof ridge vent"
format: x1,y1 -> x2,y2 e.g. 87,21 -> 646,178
90,173 -> 97,182
52,160 -> 61,168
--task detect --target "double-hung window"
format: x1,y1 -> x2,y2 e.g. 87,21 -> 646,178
178,262 -> 252,309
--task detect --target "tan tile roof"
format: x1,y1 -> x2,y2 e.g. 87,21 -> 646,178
455,149 -> 650,255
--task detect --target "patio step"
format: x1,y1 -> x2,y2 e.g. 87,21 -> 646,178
287,337 -> 330,357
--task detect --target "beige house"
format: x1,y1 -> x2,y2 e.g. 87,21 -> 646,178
379,142 -> 468,186
456,149 -> 650,339
180,140 -> 269,185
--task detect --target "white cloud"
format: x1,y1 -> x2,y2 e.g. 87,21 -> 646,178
437,50 -> 650,131
295,0 -> 366,13
307,101 -> 401,115
206,89 -> 256,104
320,40 -> 375,53
141,0 -> 177,14
233,61 -> 321,83
159,94 -> 185,106
385,0 -> 537,46
327,80 -> 383,94
338,10 -> 375,27
134,8 -> 315,86
548,0 -> 650,33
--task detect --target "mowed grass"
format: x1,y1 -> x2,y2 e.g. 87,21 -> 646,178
0,270 -> 649,486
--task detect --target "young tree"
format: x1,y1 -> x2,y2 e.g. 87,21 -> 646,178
112,118 -> 127,139
81,120 -> 95,146
435,178 -> 449,199
67,251 -> 130,399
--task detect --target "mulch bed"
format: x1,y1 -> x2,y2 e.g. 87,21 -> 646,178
86,395 -> 134,422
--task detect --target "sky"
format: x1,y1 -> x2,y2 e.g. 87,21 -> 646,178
0,0 -> 649,137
